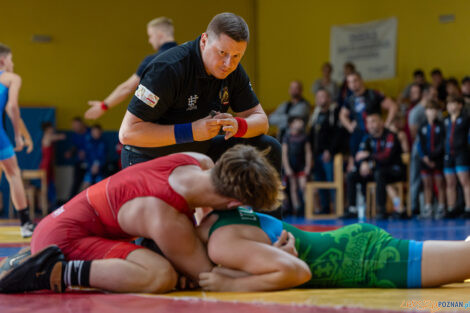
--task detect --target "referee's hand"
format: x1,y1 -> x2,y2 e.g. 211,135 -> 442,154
214,113 -> 238,140
192,115 -> 221,141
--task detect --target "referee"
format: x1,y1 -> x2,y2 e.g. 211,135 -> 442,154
85,17 -> 177,119
119,12 -> 282,218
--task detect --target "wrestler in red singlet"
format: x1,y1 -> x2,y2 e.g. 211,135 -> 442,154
31,153 -> 200,260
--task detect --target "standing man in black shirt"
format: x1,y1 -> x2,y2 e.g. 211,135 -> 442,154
85,17 -> 178,120
339,72 -> 398,171
119,12 -> 282,217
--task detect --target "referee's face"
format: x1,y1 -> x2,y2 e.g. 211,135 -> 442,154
200,32 -> 247,79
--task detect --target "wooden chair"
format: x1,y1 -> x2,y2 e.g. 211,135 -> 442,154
9,169 -> 48,220
365,153 -> 411,218
305,154 -> 344,219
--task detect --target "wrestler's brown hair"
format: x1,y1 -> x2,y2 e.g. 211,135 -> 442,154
206,12 -> 249,42
210,144 -> 283,211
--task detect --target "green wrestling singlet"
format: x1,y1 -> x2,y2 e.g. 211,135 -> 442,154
209,207 -> 423,288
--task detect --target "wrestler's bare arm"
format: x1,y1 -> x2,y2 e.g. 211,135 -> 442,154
118,197 -> 213,281
199,228 -> 311,292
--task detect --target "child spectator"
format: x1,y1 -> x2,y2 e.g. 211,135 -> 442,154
446,77 -> 461,97
82,124 -> 106,188
444,96 -> 470,218
282,116 -> 312,216
388,113 -> 410,153
416,100 -> 446,219
39,122 -> 65,211
461,76 -> 470,111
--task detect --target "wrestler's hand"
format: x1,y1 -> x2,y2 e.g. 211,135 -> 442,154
14,135 -> 25,152
192,115 -> 221,141
212,266 -> 250,278
214,113 -> 238,140
273,230 -> 298,257
199,271 -> 232,291
85,101 -> 105,120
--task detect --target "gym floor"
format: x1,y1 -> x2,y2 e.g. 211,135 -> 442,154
1,217 -> 470,313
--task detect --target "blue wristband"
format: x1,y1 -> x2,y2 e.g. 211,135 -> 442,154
174,123 -> 194,144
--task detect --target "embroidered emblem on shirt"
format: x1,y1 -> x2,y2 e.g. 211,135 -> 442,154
187,95 -> 199,111
135,84 -> 159,108
219,86 -> 229,106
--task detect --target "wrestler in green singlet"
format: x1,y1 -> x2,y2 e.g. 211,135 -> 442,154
209,207 -> 423,288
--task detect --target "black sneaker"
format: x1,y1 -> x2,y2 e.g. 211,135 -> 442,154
0,247 -> 31,276
390,211 -> 410,220
462,211 -> 470,219
445,208 -> 462,219
0,245 -> 65,293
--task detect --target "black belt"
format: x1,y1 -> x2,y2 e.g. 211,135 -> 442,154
123,145 -> 152,157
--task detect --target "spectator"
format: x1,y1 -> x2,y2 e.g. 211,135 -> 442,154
398,69 -> 430,104
461,76 -> 470,111
388,113 -> 410,153
446,77 -> 461,97
416,100 -> 446,219
269,80 -> 311,140
407,86 -> 439,215
345,113 -> 406,219
337,62 -> 356,107
64,117 -> 89,198
39,123 -> 65,211
308,89 -> 340,213
339,72 -> 398,171
399,83 -> 422,118
282,116 -> 312,216
443,95 -> 470,218
430,68 -> 447,102
399,84 -> 423,151
311,62 -> 339,101
82,124 -> 106,188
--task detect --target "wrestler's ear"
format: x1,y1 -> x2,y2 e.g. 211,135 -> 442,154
227,200 -> 242,209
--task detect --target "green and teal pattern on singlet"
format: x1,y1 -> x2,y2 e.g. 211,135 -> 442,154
209,208 -> 410,288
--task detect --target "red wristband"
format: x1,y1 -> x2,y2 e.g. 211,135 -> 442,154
101,101 -> 109,111
234,117 -> 248,137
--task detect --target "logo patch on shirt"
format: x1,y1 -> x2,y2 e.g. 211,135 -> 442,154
187,95 -> 198,111
219,86 -> 229,106
135,84 -> 159,108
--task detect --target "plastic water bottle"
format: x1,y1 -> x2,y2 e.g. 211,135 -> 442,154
356,184 -> 366,222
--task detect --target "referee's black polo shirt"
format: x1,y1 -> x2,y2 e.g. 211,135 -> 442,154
126,36 -> 259,156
